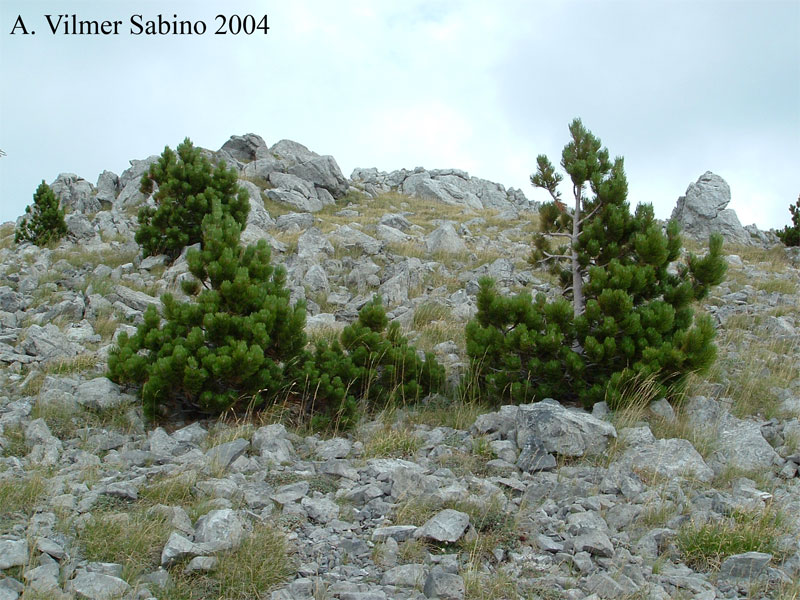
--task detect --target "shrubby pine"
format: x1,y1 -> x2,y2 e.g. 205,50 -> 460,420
136,138 -> 249,260
109,201 -> 307,418
15,181 -> 67,246
776,194 -> 800,247
297,297 -> 446,430
466,119 -> 727,409
113,196 -> 443,425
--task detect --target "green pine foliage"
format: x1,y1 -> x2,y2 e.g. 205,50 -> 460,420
776,194 -> 800,247
296,297 -> 447,430
136,138 -> 249,260
467,119 -> 727,409
109,201 -> 307,418
112,197 -> 443,425
15,181 -> 67,246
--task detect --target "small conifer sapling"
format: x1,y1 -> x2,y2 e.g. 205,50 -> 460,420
15,181 -> 67,246
136,138 -> 249,260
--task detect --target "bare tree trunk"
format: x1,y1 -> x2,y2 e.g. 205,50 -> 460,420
572,184 -> 584,317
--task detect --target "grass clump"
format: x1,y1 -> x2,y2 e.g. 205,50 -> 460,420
31,400 -> 136,440
412,301 -> 450,329
47,353 -> 100,375
1,424 -> 27,457
408,396 -> 489,432
138,472 -> 198,507
755,278 -> 797,295
74,508 -> 172,581
463,570 -> 518,600
363,425 -> 422,459
677,506 -> 791,571
0,473 -> 47,518
165,523 -> 292,600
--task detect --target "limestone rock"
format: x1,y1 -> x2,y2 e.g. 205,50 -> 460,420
425,223 -> 467,254
671,172 -> 750,245
66,570 -> 130,600
220,133 -> 267,162
515,399 -> 617,458
194,509 -> 246,552
719,551 -> 772,579
415,509 -> 470,543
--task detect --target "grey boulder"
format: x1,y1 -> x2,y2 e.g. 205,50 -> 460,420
515,398 -> 617,458
671,172 -> 750,245
414,509 -> 470,543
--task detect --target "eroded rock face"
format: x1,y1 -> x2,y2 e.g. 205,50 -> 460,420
671,171 -> 751,245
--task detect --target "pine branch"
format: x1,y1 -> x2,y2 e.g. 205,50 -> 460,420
541,249 -> 572,261
577,202 -> 603,227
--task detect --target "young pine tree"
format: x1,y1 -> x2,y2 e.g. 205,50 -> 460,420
109,200 -> 307,418
136,138 -> 249,260
776,194 -> 800,247
15,181 -> 67,246
295,296 -> 446,430
466,119 -> 727,409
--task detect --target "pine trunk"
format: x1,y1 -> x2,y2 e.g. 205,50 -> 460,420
572,185 -> 584,317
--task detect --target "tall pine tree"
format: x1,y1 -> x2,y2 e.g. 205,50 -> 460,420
466,119 -> 727,408
136,138 -> 249,260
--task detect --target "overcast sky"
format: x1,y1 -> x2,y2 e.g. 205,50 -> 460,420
1,0 -> 798,230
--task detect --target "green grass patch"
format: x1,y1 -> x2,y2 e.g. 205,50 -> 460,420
74,508 -> 172,581
363,425 -> 422,459
139,472 -> 198,507
31,399 -> 136,440
51,245 -> 139,270
163,523 -> 293,600
755,278 -> 798,295
677,506 -> 791,571
1,424 -> 27,457
0,473 -> 48,519
412,301 -> 450,329
407,396 -> 488,432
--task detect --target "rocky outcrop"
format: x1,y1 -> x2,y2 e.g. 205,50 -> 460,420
218,134 -> 349,209
671,172 -> 752,245
351,166 -> 535,212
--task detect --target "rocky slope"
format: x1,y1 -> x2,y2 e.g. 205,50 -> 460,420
0,135 -> 798,600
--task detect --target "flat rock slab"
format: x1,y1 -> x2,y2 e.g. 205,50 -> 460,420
66,571 -> 130,600
194,509 -> 246,552
301,496 -> 340,524
719,552 -> 772,579
161,532 -> 215,568
381,563 -> 426,587
0,539 -> 28,569
619,426 -> 714,482
205,438 -> 249,471
372,525 -> 418,542
76,378 -> 135,411
423,566 -> 465,600
516,399 -> 617,458
415,509 -> 470,543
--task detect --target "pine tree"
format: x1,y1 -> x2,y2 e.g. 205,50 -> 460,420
15,181 -> 67,246
466,119 -> 727,408
295,296 -> 446,430
136,138 -> 249,260
776,194 -> 800,247
109,201 -> 307,418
